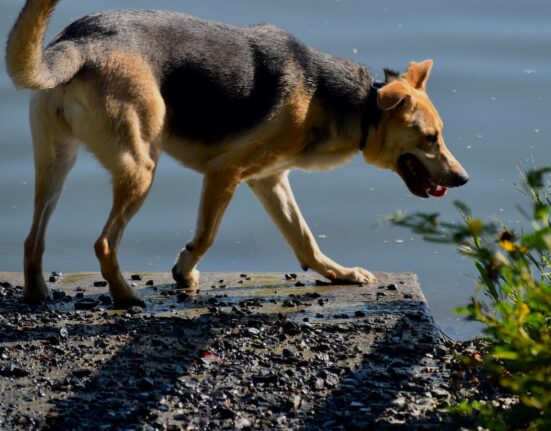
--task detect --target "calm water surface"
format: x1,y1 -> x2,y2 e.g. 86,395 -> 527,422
1,0 -> 550,338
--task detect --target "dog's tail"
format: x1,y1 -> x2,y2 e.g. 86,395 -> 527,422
6,0 -> 83,89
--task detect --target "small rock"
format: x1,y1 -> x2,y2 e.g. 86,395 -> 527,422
98,294 -> 112,305
431,388 -> 450,398
282,321 -> 301,335
131,274 -> 143,281
218,407 -> 236,420
139,377 -> 155,389
282,299 -> 297,308
74,299 -> 99,311
146,280 -> 155,286
283,348 -> 298,360
129,306 -> 143,315
93,281 -> 108,287
234,417 -> 252,430
177,292 -> 189,302
72,368 -> 92,378
0,365 -> 30,378
387,283 -> 398,291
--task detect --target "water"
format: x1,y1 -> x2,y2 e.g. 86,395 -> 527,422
0,0 -> 549,339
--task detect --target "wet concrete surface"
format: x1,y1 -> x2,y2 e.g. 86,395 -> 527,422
0,272 -> 495,430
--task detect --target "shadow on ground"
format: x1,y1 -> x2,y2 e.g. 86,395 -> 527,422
0,273 -> 458,430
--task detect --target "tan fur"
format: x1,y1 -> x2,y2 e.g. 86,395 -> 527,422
22,52 -> 166,304
10,5 -> 466,304
363,61 -> 468,185
6,0 -> 82,89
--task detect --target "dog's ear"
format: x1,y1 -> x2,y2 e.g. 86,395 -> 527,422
403,59 -> 433,90
377,81 -> 410,111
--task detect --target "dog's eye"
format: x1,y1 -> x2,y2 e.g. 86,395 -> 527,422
426,133 -> 438,144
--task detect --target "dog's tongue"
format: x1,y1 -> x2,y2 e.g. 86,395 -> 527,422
427,180 -> 448,197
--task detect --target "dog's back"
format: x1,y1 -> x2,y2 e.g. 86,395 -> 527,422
8,3 -> 371,145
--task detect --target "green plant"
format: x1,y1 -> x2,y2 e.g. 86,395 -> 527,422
388,167 -> 551,430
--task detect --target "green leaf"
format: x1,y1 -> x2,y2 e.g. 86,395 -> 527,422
526,167 -> 551,189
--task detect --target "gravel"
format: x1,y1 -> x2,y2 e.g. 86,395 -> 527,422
0,274 -> 514,430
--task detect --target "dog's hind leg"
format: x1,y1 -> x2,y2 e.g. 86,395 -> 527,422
93,152 -> 158,307
63,53 -> 165,307
24,91 -> 79,303
88,111 -> 162,307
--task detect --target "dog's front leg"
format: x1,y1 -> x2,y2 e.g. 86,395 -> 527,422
248,172 -> 376,285
172,172 -> 240,288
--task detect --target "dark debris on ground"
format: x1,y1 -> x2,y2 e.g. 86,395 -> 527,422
0,279 -> 513,431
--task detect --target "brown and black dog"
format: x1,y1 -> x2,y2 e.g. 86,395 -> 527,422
6,0 -> 468,306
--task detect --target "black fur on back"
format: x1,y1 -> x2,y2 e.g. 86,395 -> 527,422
50,10 -> 376,144
384,68 -> 400,82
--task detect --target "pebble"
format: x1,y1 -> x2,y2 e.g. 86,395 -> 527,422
74,299 -> 99,310
98,295 -> 112,305
128,306 -> 143,315
0,365 -> 30,378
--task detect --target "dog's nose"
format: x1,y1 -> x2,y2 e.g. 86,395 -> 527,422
452,171 -> 469,187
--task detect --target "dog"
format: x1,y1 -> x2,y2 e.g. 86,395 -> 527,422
6,0 -> 469,306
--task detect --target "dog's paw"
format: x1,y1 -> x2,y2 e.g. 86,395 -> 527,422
328,267 -> 377,285
112,293 -> 146,309
172,265 -> 200,289
110,285 -> 145,308
23,284 -> 53,304
23,282 -> 52,304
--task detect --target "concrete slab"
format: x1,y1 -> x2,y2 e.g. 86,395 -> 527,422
0,272 -> 451,430
0,271 -> 428,319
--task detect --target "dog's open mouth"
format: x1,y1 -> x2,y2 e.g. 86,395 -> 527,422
397,153 -> 448,198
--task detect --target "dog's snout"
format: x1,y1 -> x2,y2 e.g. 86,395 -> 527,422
452,171 -> 469,187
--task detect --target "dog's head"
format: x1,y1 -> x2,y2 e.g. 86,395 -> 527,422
363,60 -> 469,198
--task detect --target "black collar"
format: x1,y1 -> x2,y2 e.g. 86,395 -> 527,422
359,81 -> 384,151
